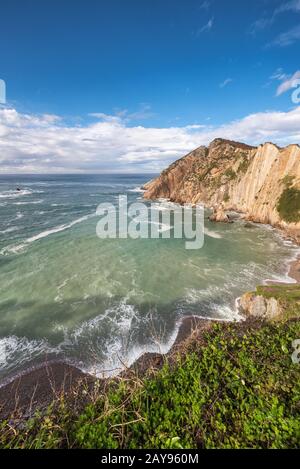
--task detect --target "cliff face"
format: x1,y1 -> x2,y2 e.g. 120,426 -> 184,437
239,284 -> 300,321
143,138 -> 300,240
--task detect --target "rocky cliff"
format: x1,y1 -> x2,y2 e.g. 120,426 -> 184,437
143,138 -> 300,241
239,284 -> 300,321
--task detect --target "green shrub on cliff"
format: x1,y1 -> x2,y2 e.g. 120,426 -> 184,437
237,157 -> 251,174
223,193 -> 230,202
1,320 -> 300,449
224,168 -> 236,180
281,175 -> 295,188
277,187 -> 300,223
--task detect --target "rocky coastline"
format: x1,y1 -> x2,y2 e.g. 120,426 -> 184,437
1,137 -> 299,423
143,138 -> 300,243
1,253 -> 299,422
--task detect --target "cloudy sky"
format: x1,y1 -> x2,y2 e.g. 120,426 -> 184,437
0,0 -> 300,173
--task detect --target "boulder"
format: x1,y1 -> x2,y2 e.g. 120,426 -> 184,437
239,292 -> 282,320
209,207 -> 231,223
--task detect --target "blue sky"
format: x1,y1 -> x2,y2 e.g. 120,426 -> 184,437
0,0 -> 300,173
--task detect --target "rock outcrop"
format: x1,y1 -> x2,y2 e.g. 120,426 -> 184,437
209,206 -> 231,223
143,138 -> 300,241
239,292 -> 282,321
239,283 -> 300,322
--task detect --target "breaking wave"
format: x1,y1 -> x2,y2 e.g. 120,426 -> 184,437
0,213 -> 96,255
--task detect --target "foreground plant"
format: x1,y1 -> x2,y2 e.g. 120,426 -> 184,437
1,319 -> 300,449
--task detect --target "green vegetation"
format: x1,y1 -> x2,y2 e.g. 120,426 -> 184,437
223,193 -> 230,203
224,168 -> 236,180
237,157 -> 251,174
281,175 -> 295,188
256,284 -> 300,301
210,175 -> 223,189
196,163 -> 216,183
277,187 -> 300,223
1,319 -> 300,449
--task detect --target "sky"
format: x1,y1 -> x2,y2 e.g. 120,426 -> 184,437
0,0 -> 300,173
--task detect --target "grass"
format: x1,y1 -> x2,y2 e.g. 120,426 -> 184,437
277,187 -> 300,223
1,319 -> 300,449
256,284 -> 300,301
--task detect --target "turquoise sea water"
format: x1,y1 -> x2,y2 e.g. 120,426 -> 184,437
0,174 -> 298,381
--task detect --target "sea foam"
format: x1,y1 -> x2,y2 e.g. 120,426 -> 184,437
0,213 -> 96,255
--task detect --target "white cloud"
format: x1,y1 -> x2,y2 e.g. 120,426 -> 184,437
196,17 -> 214,35
199,1 -> 211,10
219,78 -> 233,88
249,17 -> 274,35
268,24 -> 300,47
250,1 -> 300,42
90,104 -> 155,123
276,70 -> 300,95
123,104 -> 155,121
274,0 -> 300,15
270,68 -> 288,82
88,112 -> 122,123
0,106 -> 300,173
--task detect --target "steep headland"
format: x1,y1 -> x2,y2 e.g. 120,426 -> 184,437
143,138 -> 300,241
144,137 -> 300,320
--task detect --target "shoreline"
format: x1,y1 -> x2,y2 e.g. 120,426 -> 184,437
1,235 -> 300,421
0,316 -> 210,420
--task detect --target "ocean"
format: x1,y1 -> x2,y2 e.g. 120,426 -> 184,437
0,173 -> 298,381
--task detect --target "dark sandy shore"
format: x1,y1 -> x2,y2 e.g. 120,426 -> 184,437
0,317 -> 211,421
1,256 -> 299,422
0,361 -> 95,420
